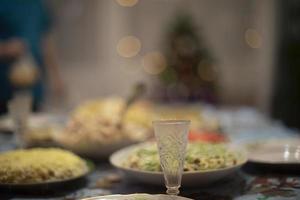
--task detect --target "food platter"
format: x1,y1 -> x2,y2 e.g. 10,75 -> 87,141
54,98 -> 153,159
82,193 -> 192,200
0,148 -> 92,193
110,142 -> 247,187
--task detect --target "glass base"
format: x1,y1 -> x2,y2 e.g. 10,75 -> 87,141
166,186 -> 180,195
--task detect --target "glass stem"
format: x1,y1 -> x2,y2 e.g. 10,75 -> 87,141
166,186 -> 179,195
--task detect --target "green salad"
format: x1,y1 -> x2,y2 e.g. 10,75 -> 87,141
123,142 -> 242,172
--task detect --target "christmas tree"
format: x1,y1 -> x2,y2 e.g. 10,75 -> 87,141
158,13 -> 218,103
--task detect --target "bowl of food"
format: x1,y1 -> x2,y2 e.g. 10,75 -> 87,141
55,97 -> 153,159
110,142 -> 247,187
152,104 -> 220,132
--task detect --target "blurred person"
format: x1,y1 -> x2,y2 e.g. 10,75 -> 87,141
0,0 -> 63,114
272,0 -> 300,129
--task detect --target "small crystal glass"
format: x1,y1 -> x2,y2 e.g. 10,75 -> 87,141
153,120 -> 190,196
8,92 -> 32,148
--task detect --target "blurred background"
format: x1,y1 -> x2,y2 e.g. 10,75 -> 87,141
0,0 -> 299,130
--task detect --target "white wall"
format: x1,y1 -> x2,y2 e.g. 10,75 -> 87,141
51,0 -> 275,113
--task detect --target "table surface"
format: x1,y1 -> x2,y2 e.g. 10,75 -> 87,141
0,109 -> 300,200
0,134 -> 299,200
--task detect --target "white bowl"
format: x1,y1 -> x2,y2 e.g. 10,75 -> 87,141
57,139 -> 137,159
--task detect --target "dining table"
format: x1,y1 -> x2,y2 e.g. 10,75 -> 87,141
0,108 -> 299,200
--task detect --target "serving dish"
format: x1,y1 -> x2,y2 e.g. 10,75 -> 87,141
55,98 -> 153,159
110,142 -> 247,187
0,148 -> 92,193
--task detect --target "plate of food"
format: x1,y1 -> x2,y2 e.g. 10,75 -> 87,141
82,193 -> 192,200
246,138 -> 300,165
110,142 -> 247,187
153,104 -> 220,132
55,97 -> 153,159
0,148 -> 91,192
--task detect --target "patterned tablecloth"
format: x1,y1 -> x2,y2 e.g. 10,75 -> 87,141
0,108 -> 299,200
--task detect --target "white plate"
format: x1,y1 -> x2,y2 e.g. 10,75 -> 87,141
110,142 -> 247,187
82,193 -> 192,200
246,138 -> 300,164
0,113 -> 65,131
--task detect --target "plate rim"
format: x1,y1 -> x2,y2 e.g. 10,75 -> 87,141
0,174 -> 86,188
246,138 -> 300,165
81,193 -> 192,200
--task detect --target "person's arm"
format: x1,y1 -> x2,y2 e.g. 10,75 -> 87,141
42,33 -> 64,96
0,43 -> 6,57
0,38 -> 25,59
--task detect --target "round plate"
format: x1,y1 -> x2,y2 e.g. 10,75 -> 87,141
82,193 -> 192,200
246,138 -> 300,164
0,113 -> 66,132
110,142 -> 247,187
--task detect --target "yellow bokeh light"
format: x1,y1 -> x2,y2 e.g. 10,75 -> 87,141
142,51 -> 167,75
116,0 -> 139,7
117,36 -> 141,58
245,28 -> 262,49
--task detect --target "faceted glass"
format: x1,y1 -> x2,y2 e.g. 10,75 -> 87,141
153,120 -> 190,195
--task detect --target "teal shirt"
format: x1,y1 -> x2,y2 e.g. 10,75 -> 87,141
0,0 -> 50,104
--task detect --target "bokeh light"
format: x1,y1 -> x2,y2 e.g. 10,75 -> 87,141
117,36 -> 141,58
245,28 -> 262,49
116,0 -> 139,7
142,51 -> 167,75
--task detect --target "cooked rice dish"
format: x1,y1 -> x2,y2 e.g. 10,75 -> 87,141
0,148 -> 89,184
57,98 -> 152,148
